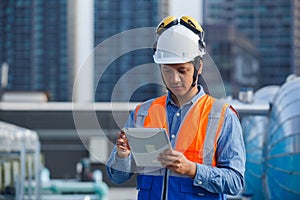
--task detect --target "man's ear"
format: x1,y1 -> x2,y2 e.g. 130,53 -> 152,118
198,60 -> 203,75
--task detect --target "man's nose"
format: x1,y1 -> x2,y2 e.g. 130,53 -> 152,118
170,70 -> 181,83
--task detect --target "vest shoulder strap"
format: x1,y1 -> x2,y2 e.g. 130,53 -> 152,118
134,96 -> 167,127
203,98 -> 229,166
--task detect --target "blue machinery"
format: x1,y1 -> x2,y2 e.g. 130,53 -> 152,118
242,77 -> 300,200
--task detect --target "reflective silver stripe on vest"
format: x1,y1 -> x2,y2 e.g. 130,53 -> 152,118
136,166 -> 165,175
138,167 -> 191,177
135,99 -> 155,127
203,99 -> 227,166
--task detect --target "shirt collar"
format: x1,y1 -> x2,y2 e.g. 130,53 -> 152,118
166,85 -> 206,107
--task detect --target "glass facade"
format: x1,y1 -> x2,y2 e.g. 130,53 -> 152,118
94,0 -> 163,102
0,1 -> 33,90
203,0 -> 300,87
0,0 -> 164,102
203,25 -> 259,97
0,0 -> 68,101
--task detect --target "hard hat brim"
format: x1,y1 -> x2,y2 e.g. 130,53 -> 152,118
153,55 -> 191,64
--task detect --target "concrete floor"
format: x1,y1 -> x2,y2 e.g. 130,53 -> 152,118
106,187 -> 249,200
107,187 -> 137,200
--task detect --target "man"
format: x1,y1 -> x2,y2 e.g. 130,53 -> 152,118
106,16 -> 245,200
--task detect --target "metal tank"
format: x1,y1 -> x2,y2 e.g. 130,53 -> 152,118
242,86 -> 279,200
264,77 -> 300,199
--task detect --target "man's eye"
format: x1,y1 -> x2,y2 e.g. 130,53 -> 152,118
178,70 -> 187,74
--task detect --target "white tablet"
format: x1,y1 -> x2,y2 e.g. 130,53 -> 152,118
123,128 -> 172,167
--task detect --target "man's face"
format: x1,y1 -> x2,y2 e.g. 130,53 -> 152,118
161,62 -> 195,98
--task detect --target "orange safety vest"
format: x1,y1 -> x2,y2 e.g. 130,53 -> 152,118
134,94 -> 228,167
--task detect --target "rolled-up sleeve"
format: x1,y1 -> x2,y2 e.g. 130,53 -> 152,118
193,108 -> 246,195
106,146 -> 133,184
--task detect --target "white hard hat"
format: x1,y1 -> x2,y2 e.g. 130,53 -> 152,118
153,25 -> 205,64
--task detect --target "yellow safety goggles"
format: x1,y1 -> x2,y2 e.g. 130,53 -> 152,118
156,16 -> 204,36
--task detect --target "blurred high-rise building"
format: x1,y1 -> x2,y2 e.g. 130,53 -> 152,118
0,0 -> 68,101
93,0 -> 165,102
203,0 -> 300,87
203,24 -> 259,98
0,0 -> 168,102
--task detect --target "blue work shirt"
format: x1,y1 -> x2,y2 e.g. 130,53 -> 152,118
106,86 -> 246,196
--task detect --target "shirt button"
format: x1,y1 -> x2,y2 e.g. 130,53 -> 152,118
197,180 -> 202,185
176,112 -> 180,117
171,134 -> 175,139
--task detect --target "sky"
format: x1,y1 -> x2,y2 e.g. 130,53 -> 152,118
169,0 -> 203,24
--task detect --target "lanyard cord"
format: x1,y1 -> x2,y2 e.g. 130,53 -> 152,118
162,169 -> 168,200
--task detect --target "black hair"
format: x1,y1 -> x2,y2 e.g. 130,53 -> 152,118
190,56 -> 201,87
191,56 -> 210,94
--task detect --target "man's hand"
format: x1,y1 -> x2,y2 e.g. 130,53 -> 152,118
158,149 -> 196,178
116,131 -> 131,158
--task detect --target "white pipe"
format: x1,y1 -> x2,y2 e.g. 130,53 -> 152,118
1,62 -> 9,89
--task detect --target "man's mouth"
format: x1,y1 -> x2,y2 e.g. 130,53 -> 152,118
171,85 -> 183,90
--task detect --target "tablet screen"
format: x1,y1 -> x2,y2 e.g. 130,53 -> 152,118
123,128 -> 172,167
